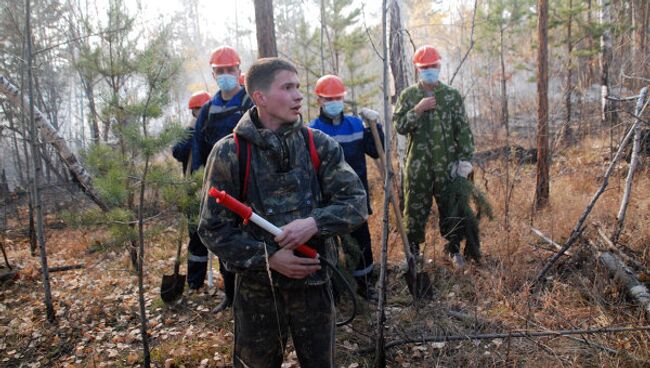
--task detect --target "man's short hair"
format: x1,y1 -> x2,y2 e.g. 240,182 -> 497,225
245,58 -> 298,94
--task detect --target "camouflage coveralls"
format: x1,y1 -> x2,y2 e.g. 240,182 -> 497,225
198,107 -> 368,368
393,81 -> 479,259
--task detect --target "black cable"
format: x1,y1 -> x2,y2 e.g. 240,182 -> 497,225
318,255 -> 358,326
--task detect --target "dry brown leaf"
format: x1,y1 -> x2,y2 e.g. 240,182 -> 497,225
126,352 -> 139,365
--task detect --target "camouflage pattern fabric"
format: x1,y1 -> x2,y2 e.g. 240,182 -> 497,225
198,107 -> 367,367
233,274 -> 335,368
393,82 -> 478,257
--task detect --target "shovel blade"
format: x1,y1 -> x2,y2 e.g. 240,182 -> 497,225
161,273 -> 186,303
404,270 -> 433,299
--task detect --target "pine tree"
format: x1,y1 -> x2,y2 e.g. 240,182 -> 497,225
69,17 -> 185,364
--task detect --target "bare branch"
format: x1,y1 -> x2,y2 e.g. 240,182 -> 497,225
449,0 -> 478,86
359,325 -> 650,354
533,93 -> 650,287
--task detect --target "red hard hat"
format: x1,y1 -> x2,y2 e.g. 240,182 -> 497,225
314,75 -> 346,98
209,46 -> 240,68
188,91 -> 211,109
413,45 -> 442,67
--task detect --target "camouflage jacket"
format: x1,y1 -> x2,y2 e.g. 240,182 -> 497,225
198,107 -> 368,288
393,82 -> 474,175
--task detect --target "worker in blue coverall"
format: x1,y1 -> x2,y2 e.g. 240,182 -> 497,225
191,46 -> 253,312
308,74 -> 383,301
172,91 -> 211,293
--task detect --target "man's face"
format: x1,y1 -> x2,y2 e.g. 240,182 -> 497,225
212,65 -> 240,79
317,95 -> 343,107
256,70 -> 303,124
191,107 -> 201,118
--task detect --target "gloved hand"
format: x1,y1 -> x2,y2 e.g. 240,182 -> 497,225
450,160 -> 473,179
359,107 -> 380,122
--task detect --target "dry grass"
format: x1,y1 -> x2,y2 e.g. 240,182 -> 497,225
1,133 -> 649,367
350,132 -> 650,367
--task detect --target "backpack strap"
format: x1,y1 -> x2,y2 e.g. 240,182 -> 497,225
240,92 -> 253,112
302,127 -> 321,172
234,133 -> 251,200
237,127 -> 320,199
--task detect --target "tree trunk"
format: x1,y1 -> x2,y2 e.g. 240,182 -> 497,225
641,1 -> 649,83
499,23 -> 509,138
39,145 -> 72,190
0,75 -> 109,212
82,81 -> 101,143
501,19 -> 511,237
137,157 -> 151,367
389,0 -> 411,104
563,0 -> 574,144
599,0 -> 613,127
374,1 -> 390,365
320,0 -> 326,75
388,0 -> 411,206
612,87 -> 648,244
253,0 -> 278,58
586,0 -> 595,87
534,0 -> 550,210
19,27 -> 37,257
26,0 -> 55,323
1,103 -> 25,186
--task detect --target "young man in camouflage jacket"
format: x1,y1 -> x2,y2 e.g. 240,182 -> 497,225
393,45 -> 479,268
198,58 -> 367,368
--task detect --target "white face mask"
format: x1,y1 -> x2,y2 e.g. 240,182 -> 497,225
420,67 -> 440,84
323,100 -> 344,117
216,74 -> 238,92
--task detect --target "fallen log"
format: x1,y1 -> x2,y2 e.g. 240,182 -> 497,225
0,75 -> 108,212
48,264 -> 84,273
594,224 -> 649,276
0,269 -> 17,283
598,252 -> 650,319
473,145 -> 537,165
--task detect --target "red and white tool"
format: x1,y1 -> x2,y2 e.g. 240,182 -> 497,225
208,187 -> 318,259
207,186 -> 358,325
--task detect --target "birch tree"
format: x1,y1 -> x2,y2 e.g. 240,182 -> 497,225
599,0 -> 612,126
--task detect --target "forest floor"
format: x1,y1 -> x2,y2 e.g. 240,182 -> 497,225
1,133 -> 649,368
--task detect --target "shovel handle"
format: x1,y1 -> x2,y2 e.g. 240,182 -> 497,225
365,118 -> 414,262
208,187 -> 318,259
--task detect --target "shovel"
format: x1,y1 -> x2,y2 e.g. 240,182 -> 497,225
161,151 -> 195,303
363,115 -> 433,299
161,234 -> 186,303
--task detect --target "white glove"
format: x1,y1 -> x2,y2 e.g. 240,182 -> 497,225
359,107 -> 380,122
450,160 -> 473,179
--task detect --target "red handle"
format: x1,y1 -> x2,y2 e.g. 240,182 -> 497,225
208,187 -> 253,224
208,187 -> 319,259
296,245 -> 318,259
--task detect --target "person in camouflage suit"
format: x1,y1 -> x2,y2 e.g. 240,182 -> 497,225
393,45 -> 479,267
198,58 -> 367,368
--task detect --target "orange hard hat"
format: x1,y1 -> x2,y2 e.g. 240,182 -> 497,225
314,75 -> 346,98
188,91 -> 211,109
209,46 -> 240,68
413,45 -> 442,67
